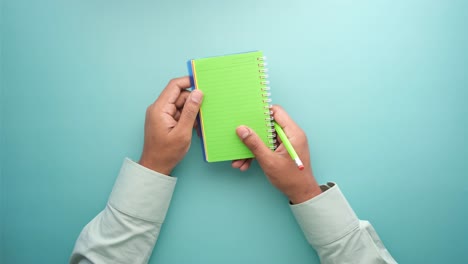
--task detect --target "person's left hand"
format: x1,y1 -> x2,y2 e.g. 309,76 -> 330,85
139,76 -> 203,175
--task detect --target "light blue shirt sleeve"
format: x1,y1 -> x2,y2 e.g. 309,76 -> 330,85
71,160 -> 396,264
70,158 -> 177,264
290,182 -> 397,264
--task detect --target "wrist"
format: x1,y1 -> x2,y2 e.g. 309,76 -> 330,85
139,155 -> 174,175
288,183 -> 322,204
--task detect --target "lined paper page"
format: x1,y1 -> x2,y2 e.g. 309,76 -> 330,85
193,51 -> 271,162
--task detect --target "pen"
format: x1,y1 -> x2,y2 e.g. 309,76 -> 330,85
273,121 -> 304,170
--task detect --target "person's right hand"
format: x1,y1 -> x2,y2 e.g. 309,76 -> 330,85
234,105 -> 322,204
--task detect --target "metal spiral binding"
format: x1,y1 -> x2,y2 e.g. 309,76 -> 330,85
258,55 -> 276,150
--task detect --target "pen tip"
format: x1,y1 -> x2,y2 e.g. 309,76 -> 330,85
298,165 -> 304,170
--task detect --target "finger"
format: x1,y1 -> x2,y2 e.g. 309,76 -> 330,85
174,110 -> 181,121
232,159 -> 251,168
232,158 -> 253,170
232,159 -> 245,169
271,105 -> 301,134
175,90 -> 191,109
239,159 -> 253,171
160,104 -> 177,117
158,76 -> 192,104
236,126 -> 273,163
276,133 -> 283,145
193,121 -> 200,138
175,90 -> 203,133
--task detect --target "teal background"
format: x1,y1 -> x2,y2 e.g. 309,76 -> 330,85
1,0 -> 467,263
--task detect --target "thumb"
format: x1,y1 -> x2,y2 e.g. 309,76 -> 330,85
176,90 -> 203,132
236,126 -> 273,163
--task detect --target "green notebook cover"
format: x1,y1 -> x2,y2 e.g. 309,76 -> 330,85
189,51 -> 275,162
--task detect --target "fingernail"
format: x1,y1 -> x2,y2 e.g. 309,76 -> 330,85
191,90 -> 203,103
237,126 -> 250,139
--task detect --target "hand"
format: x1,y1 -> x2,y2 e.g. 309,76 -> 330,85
234,105 -> 322,204
139,77 -> 203,175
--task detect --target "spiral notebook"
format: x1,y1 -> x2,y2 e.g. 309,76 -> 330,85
188,51 -> 275,162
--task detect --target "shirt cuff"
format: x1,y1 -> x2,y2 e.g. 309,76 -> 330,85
108,158 -> 177,223
290,183 -> 359,248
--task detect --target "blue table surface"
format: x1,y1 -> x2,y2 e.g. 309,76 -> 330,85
1,0 -> 467,263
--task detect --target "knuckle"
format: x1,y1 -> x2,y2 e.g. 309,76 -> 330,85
271,104 -> 281,111
298,129 -> 306,139
168,78 -> 178,86
145,105 -> 152,116
300,130 -> 309,144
